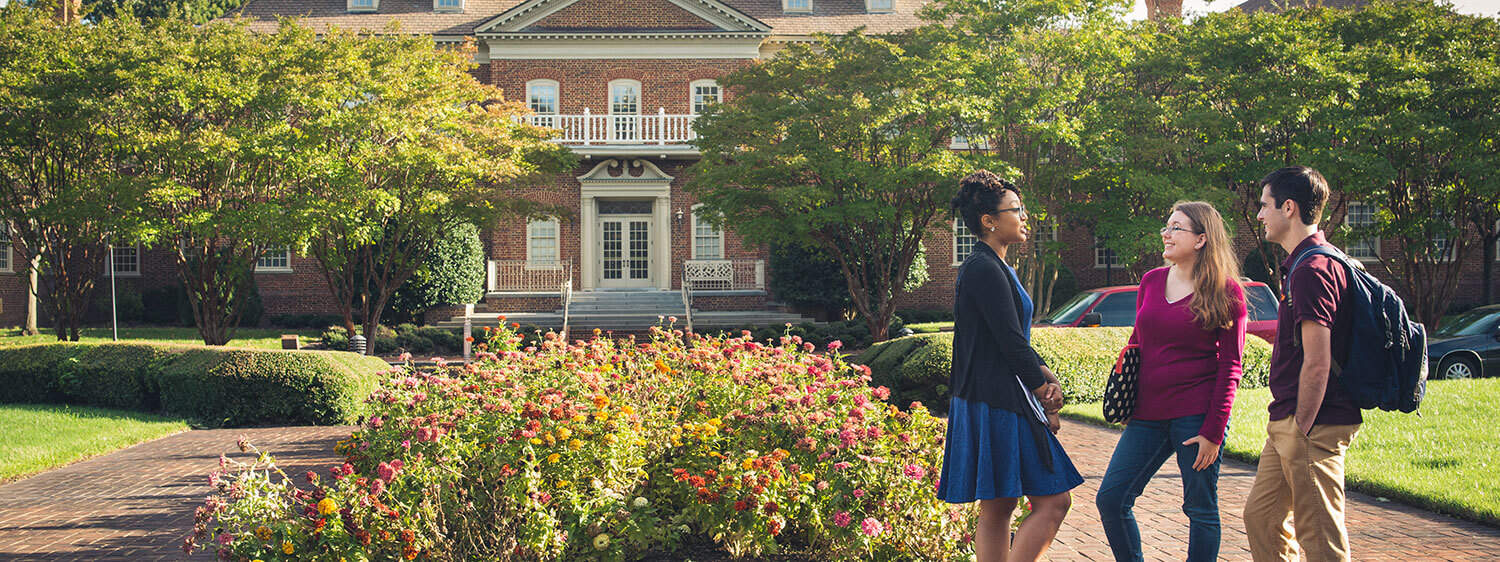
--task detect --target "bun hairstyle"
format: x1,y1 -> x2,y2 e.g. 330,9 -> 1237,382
951,170 -> 1020,236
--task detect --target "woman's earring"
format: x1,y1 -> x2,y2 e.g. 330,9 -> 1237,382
988,226 -> 995,232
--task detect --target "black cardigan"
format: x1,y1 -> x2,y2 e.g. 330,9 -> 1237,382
951,242 -> 1055,467
951,241 -> 1049,410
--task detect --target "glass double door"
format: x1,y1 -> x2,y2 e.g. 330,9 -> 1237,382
598,216 -> 652,288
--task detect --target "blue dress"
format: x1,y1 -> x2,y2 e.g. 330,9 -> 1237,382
937,261 -> 1084,502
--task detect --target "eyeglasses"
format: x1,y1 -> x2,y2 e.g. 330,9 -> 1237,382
996,205 -> 1026,215
1160,226 -> 1200,236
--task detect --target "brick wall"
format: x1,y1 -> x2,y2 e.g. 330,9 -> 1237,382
0,271 -> 24,327
526,0 -> 720,31
487,58 -> 749,114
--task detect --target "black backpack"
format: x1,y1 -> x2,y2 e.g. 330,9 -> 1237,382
1285,246 -> 1427,413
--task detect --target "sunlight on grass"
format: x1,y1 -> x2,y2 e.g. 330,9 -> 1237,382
0,327 -> 324,350
1063,378 -> 1500,525
0,404 -> 190,483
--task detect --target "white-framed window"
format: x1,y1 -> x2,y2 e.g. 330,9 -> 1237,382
1345,201 -> 1379,260
950,134 -> 989,150
527,220 -> 560,266
1432,219 -> 1457,263
608,79 -> 641,141
0,222 -> 12,273
1094,236 -> 1120,268
433,0 -> 462,11
347,0 -> 377,12
691,205 -> 724,259
526,80 -> 558,128
784,0 -> 812,13
953,218 -> 977,265
110,243 -> 141,276
256,246 -> 292,272
690,80 -> 720,115
867,0 -> 893,12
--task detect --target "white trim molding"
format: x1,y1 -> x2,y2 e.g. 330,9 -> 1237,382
433,0 -> 463,12
347,0 -> 378,13
110,243 -> 142,277
690,79 -> 721,114
486,37 -> 764,60
527,219 -> 562,266
476,0 -> 771,35
255,246 -> 293,273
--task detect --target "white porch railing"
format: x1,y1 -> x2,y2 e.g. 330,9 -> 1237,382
683,259 -> 765,292
488,260 -> 572,292
519,108 -> 698,145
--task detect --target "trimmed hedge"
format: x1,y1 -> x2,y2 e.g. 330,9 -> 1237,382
0,343 -> 393,427
854,327 -> 1275,413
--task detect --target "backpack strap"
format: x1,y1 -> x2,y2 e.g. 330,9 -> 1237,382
1283,245 -> 1352,378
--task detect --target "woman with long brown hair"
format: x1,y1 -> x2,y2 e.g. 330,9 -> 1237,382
1094,201 -> 1248,562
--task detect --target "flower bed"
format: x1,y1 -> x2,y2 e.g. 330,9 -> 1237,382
188,325 -> 975,560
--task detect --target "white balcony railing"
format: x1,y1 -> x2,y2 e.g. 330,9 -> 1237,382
520,108 -> 697,145
488,260 -> 572,292
683,259 -> 765,292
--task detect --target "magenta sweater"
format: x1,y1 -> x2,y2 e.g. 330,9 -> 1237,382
1126,267 -> 1247,445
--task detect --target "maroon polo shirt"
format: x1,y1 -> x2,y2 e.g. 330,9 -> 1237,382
1266,232 -> 1363,426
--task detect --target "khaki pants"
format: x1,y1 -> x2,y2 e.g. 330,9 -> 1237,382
1243,416 -> 1360,561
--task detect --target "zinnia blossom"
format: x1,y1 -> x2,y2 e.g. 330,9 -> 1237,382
832,511 -> 852,527
861,517 -> 884,536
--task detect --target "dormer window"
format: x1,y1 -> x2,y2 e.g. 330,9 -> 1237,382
434,0 -> 462,12
348,0 -> 377,13
784,0 -> 811,13
867,0 -> 893,12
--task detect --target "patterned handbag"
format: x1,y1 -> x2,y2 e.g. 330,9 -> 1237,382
1102,344 -> 1141,424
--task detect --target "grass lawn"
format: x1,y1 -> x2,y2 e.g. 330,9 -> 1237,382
906,321 -> 953,334
0,326 -> 325,350
0,404 -> 190,483
1062,378 -> 1500,526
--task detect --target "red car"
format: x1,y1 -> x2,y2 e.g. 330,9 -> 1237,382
1036,281 -> 1280,342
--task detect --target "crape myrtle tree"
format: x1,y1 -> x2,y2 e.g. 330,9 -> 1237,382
689,30 -> 970,342
1327,1 -> 1500,326
918,0 -> 1133,317
122,20 -> 330,345
0,7 -> 148,340
303,31 -> 572,355
83,0 -> 244,24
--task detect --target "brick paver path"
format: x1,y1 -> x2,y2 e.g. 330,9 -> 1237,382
1050,419 -> 1500,561
0,426 -> 353,561
1,419 -> 1497,560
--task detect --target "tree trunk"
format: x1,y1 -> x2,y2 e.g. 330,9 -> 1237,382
24,255 -> 39,336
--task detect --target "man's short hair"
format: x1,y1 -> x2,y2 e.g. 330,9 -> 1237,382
1260,166 -> 1329,226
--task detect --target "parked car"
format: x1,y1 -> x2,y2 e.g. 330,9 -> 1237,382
1427,304 -> 1500,380
1036,281 -> 1281,342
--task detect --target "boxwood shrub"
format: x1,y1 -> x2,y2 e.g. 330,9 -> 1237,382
854,327 -> 1274,412
0,343 -> 393,427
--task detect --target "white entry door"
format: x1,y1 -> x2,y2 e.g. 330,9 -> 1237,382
599,216 -> 652,288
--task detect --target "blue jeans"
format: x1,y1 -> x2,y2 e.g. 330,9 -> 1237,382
1095,414 -> 1223,562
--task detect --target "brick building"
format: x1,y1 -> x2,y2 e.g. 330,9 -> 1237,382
0,0 -> 1494,328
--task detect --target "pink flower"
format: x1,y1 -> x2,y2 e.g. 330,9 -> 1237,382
377,460 -> 403,482
369,416 -> 384,429
833,511 -> 852,527
217,533 -> 234,546
904,464 -> 926,481
826,394 -> 840,405
833,461 -> 852,471
816,480 -> 830,491
861,517 -> 884,536
370,479 -> 385,496
872,386 -> 890,400
853,488 -> 866,498
827,340 -> 843,351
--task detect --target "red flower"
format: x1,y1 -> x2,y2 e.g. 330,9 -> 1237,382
733,500 -> 749,512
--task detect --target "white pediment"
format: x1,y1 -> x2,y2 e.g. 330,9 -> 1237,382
577,159 -> 675,184
475,0 -> 771,35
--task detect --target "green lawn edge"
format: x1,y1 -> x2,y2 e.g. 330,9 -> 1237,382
1061,382 -> 1500,528
0,404 -> 191,484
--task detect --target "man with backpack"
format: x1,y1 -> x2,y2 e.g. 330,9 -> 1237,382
1244,166 -> 1363,562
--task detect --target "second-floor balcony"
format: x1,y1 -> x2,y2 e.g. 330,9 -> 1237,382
521,109 -> 699,147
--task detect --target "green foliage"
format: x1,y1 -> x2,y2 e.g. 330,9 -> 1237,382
141,284 -> 195,326
89,287 -> 145,324
84,0 -> 245,24
389,222 -> 486,324
856,327 -> 1274,414
191,326 -> 972,560
689,30 -> 970,341
0,342 -> 391,427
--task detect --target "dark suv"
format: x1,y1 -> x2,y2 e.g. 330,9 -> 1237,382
1036,281 -> 1280,342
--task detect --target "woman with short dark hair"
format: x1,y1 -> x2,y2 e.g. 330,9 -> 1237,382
938,170 -> 1083,562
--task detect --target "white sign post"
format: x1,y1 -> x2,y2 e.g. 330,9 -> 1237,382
463,303 -> 474,364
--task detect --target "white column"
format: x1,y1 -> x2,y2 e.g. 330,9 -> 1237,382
655,195 -> 671,290
580,195 -> 596,290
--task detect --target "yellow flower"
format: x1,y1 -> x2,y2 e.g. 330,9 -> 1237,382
603,435 -> 616,445
317,498 -> 338,515
800,473 -> 814,483
556,479 -> 571,488
547,453 -> 561,464
530,438 -> 543,445
555,427 -> 572,440
741,459 -> 754,470
594,411 -> 610,421
593,395 -> 611,409
569,439 -> 583,451
707,417 -> 722,427
254,525 -> 272,540
282,541 -> 294,555
573,414 -> 588,423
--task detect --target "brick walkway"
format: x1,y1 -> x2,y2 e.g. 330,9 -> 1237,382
0,420 -> 1497,560
0,426 -> 354,561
